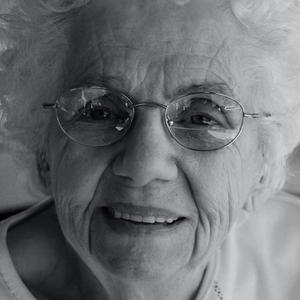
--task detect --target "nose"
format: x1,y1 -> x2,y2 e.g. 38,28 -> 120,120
112,108 -> 178,187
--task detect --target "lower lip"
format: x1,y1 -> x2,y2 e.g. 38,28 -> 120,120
96,208 -> 185,234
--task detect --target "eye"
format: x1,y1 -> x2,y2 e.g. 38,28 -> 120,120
79,102 -> 114,121
170,97 -> 230,129
189,114 -> 218,126
173,111 -> 220,128
57,86 -> 134,133
91,107 -> 111,120
76,95 -> 129,125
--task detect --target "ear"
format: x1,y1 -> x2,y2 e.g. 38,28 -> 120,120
37,151 -> 51,190
242,173 -> 267,213
237,176 -> 265,226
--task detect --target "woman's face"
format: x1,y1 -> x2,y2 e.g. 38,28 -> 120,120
46,0 -> 263,282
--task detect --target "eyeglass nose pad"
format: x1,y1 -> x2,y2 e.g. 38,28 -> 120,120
166,119 -> 174,126
114,116 -> 132,131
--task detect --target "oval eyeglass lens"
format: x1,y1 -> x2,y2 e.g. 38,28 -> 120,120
165,93 -> 244,150
56,87 -> 134,146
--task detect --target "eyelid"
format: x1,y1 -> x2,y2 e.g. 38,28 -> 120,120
172,103 -> 230,128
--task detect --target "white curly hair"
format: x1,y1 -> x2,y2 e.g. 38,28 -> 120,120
0,0 -> 300,202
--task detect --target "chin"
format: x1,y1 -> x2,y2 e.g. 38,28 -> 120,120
98,255 -> 174,282
90,235 -> 191,282
89,210 -> 197,282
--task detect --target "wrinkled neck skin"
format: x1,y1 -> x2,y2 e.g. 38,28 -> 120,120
76,255 -> 206,300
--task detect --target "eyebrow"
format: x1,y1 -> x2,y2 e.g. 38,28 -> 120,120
172,82 -> 234,98
81,75 -> 128,90
81,74 -> 234,101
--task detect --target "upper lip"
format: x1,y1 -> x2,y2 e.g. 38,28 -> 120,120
102,203 -> 183,219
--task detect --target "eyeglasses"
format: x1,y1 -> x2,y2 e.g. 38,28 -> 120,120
42,86 -> 271,151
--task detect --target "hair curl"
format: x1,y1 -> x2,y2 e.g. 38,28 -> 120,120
0,0 -> 300,199
229,0 -> 300,200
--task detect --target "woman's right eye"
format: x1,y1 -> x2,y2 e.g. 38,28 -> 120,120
90,108 -> 110,120
82,105 -> 111,120
78,102 -> 114,121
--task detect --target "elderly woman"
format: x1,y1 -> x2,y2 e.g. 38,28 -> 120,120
0,0 -> 300,299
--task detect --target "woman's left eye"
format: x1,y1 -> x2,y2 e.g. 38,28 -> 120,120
173,112 -> 220,128
189,114 -> 218,126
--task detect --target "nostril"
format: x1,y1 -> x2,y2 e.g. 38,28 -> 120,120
112,153 -> 178,187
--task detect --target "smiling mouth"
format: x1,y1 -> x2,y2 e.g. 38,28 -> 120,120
103,207 -> 184,226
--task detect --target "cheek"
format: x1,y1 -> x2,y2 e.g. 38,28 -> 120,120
183,149 -> 243,220
48,137 -> 117,251
180,144 -> 260,260
47,116 -> 120,203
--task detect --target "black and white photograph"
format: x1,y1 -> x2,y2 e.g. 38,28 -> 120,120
0,0 -> 300,299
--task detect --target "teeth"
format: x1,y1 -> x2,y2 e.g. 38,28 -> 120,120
111,209 -> 178,224
114,211 -> 122,219
142,216 -> 156,224
130,215 -> 143,222
166,218 -> 175,224
156,217 -> 166,223
122,213 -> 130,220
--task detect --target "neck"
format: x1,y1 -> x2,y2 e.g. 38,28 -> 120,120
77,257 -> 209,300
109,271 -> 206,300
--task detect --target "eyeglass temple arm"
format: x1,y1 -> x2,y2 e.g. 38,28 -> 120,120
243,112 -> 272,119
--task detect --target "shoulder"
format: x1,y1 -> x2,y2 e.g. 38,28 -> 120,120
264,191 -> 300,217
217,192 -> 300,300
245,192 -> 300,247
7,202 -> 70,285
0,200 -> 80,300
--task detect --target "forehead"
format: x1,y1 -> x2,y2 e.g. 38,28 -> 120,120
86,0 -> 230,44
73,0 -> 243,98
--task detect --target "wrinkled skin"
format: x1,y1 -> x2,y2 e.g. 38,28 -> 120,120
45,0 -> 264,299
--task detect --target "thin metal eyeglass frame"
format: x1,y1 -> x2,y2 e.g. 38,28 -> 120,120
42,88 -> 272,151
